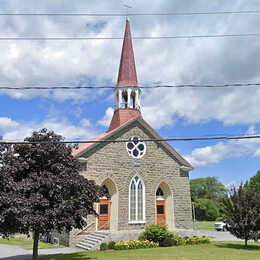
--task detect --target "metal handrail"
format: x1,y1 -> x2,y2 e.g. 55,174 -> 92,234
73,222 -> 95,237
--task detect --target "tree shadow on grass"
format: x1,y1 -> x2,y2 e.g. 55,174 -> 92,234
41,253 -> 98,260
1,255 -> 32,260
0,253 -> 97,260
215,243 -> 260,251
55,254 -> 98,260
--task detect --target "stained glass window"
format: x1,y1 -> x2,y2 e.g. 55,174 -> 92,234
126,136 -> 146,158
156,187 -> 164,197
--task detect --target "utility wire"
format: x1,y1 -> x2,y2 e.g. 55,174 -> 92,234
0,10 -> 260,16
0,83 -> 260,90
0,33 -> 260,40
1,135 -> 260,144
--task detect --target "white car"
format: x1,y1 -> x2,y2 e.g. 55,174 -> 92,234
214,221 -> 227,231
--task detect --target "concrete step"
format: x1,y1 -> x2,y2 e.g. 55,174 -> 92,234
76,231 -> 110,251
91,232 -> 108,239
76,243 -> 93,250
86,235 -> 104,241
78,240 -> 96,247
82,237 -> 102,244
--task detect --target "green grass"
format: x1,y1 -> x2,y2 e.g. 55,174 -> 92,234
193,221 -> 215,231
39,242 -> 260,260
0,238 -> 64,250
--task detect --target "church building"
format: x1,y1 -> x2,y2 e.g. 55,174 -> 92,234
70,19 -> 194,248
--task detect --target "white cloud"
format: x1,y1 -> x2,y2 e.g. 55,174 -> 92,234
0,117 -> 19,130
142,87 -> 260,128
0,0 -> 260,128
1,117 -> 98,141
185,126 -> 260,167
97,107 -> 114,127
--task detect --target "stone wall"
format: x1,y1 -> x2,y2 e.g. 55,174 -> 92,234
79,121 -> 193,232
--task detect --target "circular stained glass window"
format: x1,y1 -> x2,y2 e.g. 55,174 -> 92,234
126,136 -> 146,158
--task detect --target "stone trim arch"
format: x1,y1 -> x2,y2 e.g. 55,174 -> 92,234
100,177 -> 118,231
155,181 -> 175,230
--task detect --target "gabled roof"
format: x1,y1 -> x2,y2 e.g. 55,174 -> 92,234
72,117 -> 194,170
116,19 -> 138,88
108,109 -> 142,131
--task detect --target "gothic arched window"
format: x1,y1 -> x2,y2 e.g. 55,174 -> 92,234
129,175 -> 145,222
156,187 -> 164,197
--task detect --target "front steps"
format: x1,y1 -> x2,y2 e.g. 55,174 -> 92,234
76,231 -> 109,251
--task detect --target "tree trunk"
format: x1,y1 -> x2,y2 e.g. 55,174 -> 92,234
33,231 -> 40,260
244,238 -> 248,248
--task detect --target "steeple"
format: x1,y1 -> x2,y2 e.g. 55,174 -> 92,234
108,19 -> 142,132
117,19 -> 138,88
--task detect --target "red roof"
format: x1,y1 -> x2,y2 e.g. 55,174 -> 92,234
108,109 -> 142,131
72,113 -> 140,157
72,131 -> 112,157
116,19 -> 138,88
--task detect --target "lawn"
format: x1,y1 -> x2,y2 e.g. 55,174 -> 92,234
192,221 -> 215,231
39,242 -> 260,260
0,238 -> 63,250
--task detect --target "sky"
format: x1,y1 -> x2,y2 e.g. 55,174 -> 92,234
1,0 -> 260,186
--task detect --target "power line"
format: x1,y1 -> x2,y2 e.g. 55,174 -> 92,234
1,135 -> 260,144
0,10 -> 260,16
0,33 -> 260,40
0,83 -> 260,90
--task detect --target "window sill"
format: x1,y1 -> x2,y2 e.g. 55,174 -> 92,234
128,221 -> 146,224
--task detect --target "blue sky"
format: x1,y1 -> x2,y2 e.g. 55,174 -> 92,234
1,0 -> 260,186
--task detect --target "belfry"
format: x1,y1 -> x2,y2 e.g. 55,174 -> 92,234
109,19 -> 142,131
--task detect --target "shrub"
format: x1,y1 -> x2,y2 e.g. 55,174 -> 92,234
138,232 -> 146,241
100,242 -> 108,251
114,240 -> 159,250
107,240 -> 116,249
138,224 -> 174,243
171,235 -> 185,245
159,238 -> 177,247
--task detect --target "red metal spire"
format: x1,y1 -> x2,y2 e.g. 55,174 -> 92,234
116,19 -> 138,88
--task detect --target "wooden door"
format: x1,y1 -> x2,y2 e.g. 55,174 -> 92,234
98,199 -> 110,230
156,200 -> 166,225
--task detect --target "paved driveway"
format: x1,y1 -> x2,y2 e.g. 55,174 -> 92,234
0,244 -> 83,260
192,230 -> 242,241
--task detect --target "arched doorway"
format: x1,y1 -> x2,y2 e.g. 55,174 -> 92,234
98,178 -> 118,231
156,182 -> 174,230
156,187 -> 166,225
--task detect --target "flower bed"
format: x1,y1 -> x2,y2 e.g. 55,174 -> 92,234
114,240 -> 159,250
174,235 -> 211,246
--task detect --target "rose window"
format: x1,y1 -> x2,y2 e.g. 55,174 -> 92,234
126,136 -> 146,158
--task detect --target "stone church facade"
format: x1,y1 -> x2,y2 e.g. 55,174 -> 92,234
68,19 -> 193,246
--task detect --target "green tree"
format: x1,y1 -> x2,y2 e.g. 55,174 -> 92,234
244,170 -> 260,191
193,198 -> 219,221
190,177 -> 227,204
0,129 -> 105,260
223,184 -> 260,247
